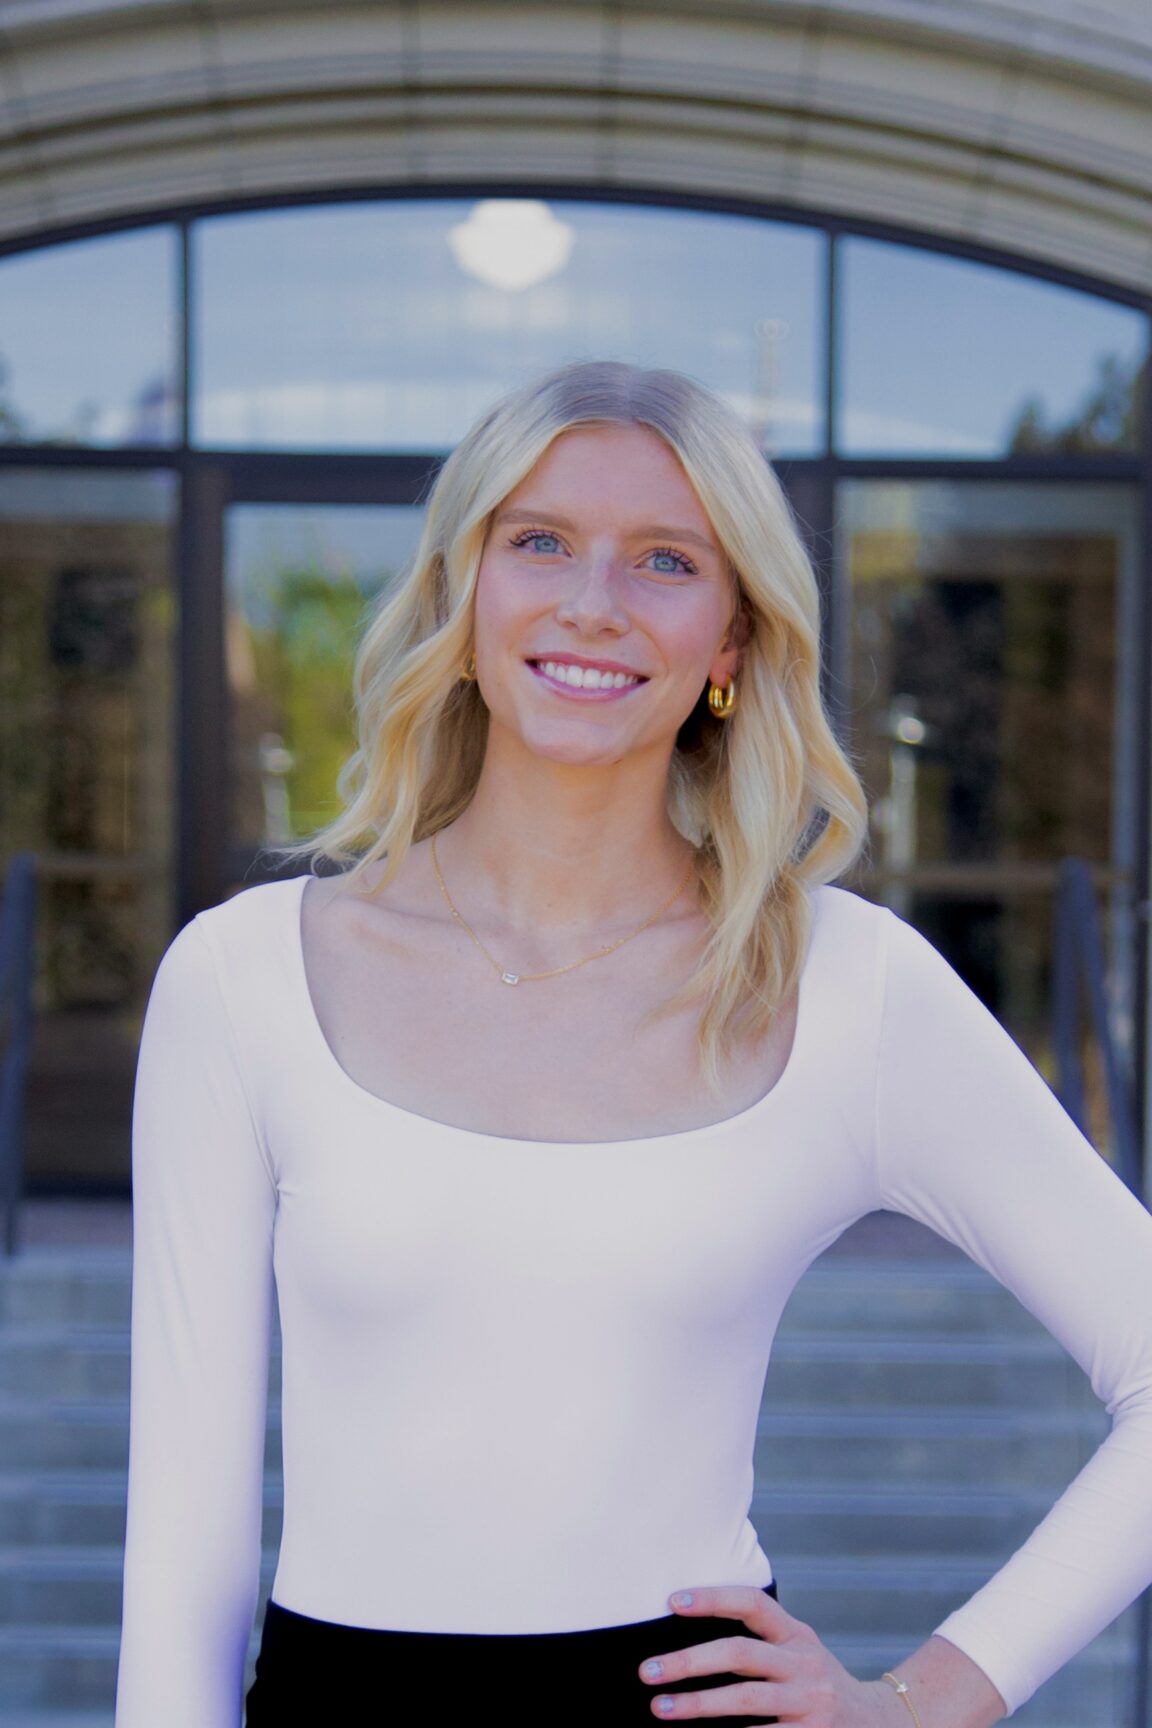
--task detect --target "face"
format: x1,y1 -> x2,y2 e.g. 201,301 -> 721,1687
472,422 -> 748,769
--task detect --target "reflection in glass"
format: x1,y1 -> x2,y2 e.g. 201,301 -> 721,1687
446,199 -> 575,290
898,888 -> 1128,1165
0,227 -> 179,446
838,238 -> 1148,456
842,481 -> 1137,878
225,505 -> 426,849
0,468 -> 177,1185
840,479 -> 1140,1163
194,199 -> 825,455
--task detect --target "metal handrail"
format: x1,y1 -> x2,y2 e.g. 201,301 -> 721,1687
0,851 -> 38,1258
1050,855 -> 1149,1727
1052,857 -> 1142,1194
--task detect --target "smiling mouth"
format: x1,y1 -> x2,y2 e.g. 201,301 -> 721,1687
527,658 -> 648,691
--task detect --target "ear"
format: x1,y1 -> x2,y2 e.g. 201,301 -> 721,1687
709,596 -> 752,686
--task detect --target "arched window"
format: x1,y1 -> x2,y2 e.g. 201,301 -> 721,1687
0,191 -> 1146,1183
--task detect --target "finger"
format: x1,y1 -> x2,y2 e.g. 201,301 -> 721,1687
639,1635 -> 785,1688
648,1676 -> 785,1718
667,1586 -> 799,1641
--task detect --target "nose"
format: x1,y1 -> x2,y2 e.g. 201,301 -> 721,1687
553,557 -> 630,636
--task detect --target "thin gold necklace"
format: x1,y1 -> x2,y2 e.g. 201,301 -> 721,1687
429,830 -> 696,986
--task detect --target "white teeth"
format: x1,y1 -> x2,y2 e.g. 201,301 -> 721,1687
539,660 -> 639,689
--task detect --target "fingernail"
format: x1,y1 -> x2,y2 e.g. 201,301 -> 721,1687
643,1659 -> 663,1678
657,1701 -> 676,1715
670,1591 -> 693,1608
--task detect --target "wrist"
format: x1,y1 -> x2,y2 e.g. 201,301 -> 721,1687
861,1675 -> 920,1727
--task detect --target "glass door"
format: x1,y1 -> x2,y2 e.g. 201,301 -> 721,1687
220,498 -> 428,894
0,466 -> 178,1189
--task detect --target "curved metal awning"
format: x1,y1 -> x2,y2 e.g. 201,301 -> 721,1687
0,0 -> 1149,291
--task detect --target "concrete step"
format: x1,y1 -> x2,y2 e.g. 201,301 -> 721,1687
0,1624 -> 124,1714
777,1262 -> 1064,1338
764,1332 -> 1096,1409
0,1472 -> 129,1547
749,1481 -> 1069,1556
753,1405 -> 1105,1487
0,1714 -> 115,1728
0,1255 -> 132,1330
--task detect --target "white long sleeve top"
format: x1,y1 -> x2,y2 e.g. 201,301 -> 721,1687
113,873 -> 1152,1727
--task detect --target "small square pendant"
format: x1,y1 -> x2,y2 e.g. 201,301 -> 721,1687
500,971 -> 520,985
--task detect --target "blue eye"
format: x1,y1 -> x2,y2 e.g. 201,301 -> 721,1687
507,528 -> 698,576
649,546 -> 698,575
509,529 -> 563,555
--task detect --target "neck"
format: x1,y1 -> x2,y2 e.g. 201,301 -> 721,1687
433,733 -> 696,938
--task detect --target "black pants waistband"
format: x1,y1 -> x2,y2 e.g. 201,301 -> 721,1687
246,1580 -> 781,1726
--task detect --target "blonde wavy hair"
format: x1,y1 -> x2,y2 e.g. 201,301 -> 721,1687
263,357 -> 870,1092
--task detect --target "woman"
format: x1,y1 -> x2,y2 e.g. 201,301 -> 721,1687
114,358 -> 1152,1728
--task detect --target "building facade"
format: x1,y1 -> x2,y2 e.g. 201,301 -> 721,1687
1,0 -> 1150,1192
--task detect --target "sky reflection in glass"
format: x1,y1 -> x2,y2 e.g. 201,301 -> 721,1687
3,202 -> 1145,464
192,199 -> 825,455
839,237 -> 1147,457
0,227 -> 178,446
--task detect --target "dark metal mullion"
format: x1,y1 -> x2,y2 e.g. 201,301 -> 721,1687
0,444 -> 1141,485
176,460 -> 229,928
824,230 -> 837,460
217,451 -> 446,506
1131,329 -> 1152,1213
1126,298 -> 1152,1728
178,219 -> 191,450
821,228 -> 852,749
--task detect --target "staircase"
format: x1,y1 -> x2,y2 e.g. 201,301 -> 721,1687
0,1236 -> 1140,1726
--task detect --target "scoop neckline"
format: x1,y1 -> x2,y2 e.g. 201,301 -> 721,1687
285,868 -> 821,1149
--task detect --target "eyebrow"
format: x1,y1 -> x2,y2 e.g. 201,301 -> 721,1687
493,506 -> 719,556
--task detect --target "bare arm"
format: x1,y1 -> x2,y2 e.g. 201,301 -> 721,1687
859,1634 -> 1008,1728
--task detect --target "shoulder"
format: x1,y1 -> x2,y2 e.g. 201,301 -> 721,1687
801,884 -> 894,1016
172,875 -> 307,1007
811,886 -> 966,992
192,874 -> 304,944
146,877 -> 310,1086
809,882 -> 883,916
807,881 -> 892,943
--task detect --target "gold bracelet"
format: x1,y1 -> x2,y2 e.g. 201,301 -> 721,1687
881,1671 -> 924,1728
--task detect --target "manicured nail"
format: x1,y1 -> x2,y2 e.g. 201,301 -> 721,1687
670,1591 -> 693,1607
657,1701 -> 676,1715
643,1659 -> 663,1678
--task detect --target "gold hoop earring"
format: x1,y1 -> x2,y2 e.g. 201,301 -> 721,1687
708,675 -> 736,717
460,651 -> 477,682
